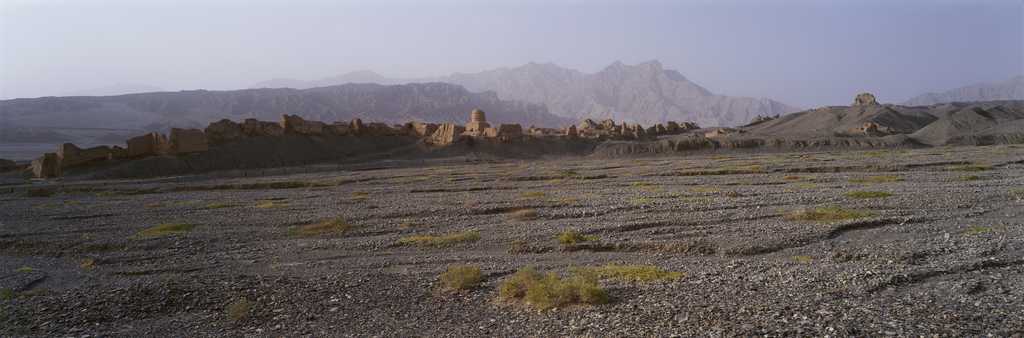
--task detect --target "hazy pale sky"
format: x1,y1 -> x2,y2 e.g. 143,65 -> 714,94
2,0 -> 1022,108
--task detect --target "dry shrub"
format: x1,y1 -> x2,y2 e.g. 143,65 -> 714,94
499,266 -> 607,309
134,222 -> 201,237
440,265 -> 483,292
556,231 -> 595,244
463,200 -> 479,206
784,207 -> 873,223
506,209 -> 538,221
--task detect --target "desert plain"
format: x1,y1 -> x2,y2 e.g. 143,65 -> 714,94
1,144 -> 1023,337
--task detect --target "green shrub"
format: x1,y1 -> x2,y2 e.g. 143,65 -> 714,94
398,231 -> 482,246
288,219 -> 363,236
848,176 -> 903,183
34,203 -> 58,209
784,207 -> 873,222
227,298 -> 253,322
841,191 -> 893,199
559,170 -> 580,176
556,231 -> 596,244
499,266 -> 607,309
599,264 -> 682,283
134,222 -> 201,237
207,203 -> 230,209
440,265 -> 484,292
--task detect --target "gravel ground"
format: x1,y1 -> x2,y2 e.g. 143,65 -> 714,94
1,145 -> 1023,337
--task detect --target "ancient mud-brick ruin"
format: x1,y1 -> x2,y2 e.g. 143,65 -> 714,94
27,110 -> 701,178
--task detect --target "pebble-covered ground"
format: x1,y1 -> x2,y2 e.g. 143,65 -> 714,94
1,145 -> 1023,337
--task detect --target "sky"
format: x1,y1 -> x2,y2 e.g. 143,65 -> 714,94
1,0 -> 1022,108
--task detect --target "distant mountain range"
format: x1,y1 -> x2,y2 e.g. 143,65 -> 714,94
253,60 -> 803,128
901,76 -> 1023,106
60,83 -> 166,97
0,83 -> 571,145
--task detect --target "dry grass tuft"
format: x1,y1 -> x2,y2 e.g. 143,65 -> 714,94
463,200 -> 479,206
134,222 -> 201,237
289,219 -> 363,236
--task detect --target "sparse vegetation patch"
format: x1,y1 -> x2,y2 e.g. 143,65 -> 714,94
784,207 -> 873,223
841,191 -> 893,199
599,265 -> 682,283
848,176 -> 903,183
952,174 -> 986,181
517,191 -> 548,198
398,231 -> 482,246
948,163 -> 990,171
289,219 -> 363,236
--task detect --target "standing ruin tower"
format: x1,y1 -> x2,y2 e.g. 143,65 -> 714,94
465,109 -> 491,133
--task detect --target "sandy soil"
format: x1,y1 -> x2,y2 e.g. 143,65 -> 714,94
1,145 -> 1023,337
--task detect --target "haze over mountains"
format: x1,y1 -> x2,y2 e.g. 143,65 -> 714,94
0,83 -> 569,146
900,75 -> 1024,106
254,60 -> 803,128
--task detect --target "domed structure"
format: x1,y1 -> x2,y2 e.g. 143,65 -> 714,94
471,109 -> 487,123
465,109 -> 491,133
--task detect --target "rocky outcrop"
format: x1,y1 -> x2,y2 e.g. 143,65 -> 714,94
851,93 -> 878,107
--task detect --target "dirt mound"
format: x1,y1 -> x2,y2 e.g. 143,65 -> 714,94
744,100 -> 1024,146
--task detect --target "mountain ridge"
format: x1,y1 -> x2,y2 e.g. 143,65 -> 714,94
250,60 -> 802,127
901,75 -> 1024,106
0,83 -> 573,145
